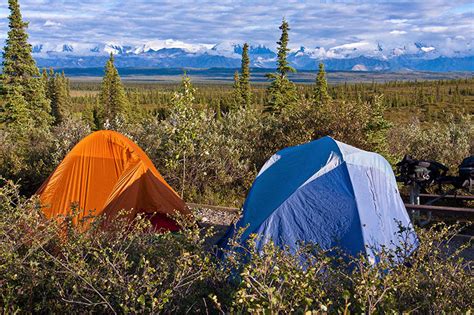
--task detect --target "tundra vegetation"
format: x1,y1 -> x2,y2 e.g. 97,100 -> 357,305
0,0 -> 473,313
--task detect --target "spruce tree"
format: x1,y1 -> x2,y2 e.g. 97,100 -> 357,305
239,43 -> 251,107
52,73 -> 69,124
2,0 -> 37,87
265,19 -> 298,113
63,71 -> 71,97
99,53 -> 130,123
274,19 -> 296,77
43,68 -> 69,125
366,95 -> 391,157
45,68 -> 56,109
1,0 -> 51,129
41,68 -> 48,87
1,86 -> 29,129
231,70 -> 243,110
313,62 -> 330,105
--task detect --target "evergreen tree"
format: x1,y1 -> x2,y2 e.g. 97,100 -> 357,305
1,86 -> 29,129
99,53 -> 130,123
366,95 -> 391,157
45,68 -> 55,106
52,72 -> 69,124
43,68 -> 70,125
1,0 -> 51,129
265,19 -> 298,113
231,70 -> 243,110
63,71 -> 71,97
313,62 -> 330,105
274,19 -> 295,76
239,43 -> 251,107
2,0 -> 37,87
41,68 -> 48,86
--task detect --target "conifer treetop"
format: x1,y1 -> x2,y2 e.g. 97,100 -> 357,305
313,62 -> 330,105
99,53 -> 130,123
2,0 -> 39,83
231,70 -> 243,110
276,18 -> 296,78
240,43 -> 251,108
1,0 -> 52,129
265,19 -> 298,113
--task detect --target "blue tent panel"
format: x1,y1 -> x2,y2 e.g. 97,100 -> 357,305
235,137 -> 341,242
220,136 -> 418,262
254,163 -> 365,256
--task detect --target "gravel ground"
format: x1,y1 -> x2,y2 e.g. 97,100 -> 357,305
192,207 -> 241,246
193,207 -> 240,227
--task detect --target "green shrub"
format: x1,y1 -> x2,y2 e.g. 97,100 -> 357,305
389,114 -> 472,170
1,180 -> 472,313
0,178 -> 229,314
0,116 -> 91,196
226,224 -> 472,314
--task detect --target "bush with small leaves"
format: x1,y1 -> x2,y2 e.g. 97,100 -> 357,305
0,180 -> 472,313
389,114 -> 472,170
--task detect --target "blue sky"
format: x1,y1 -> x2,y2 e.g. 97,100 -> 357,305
0,0 -> 472,53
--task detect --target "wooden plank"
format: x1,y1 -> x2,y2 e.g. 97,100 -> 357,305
187,202 -> 240,213
419,194 -> 474,201
404,203 -> 474,215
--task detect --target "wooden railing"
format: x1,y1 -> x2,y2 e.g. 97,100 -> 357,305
404,203 -> 474,216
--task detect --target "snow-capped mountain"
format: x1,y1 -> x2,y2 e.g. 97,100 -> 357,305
1,39 -> 472,72
133,39 -> 213,54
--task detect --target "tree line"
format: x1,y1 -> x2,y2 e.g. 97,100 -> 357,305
1,0 -> 335,132
1,0 -> 471,198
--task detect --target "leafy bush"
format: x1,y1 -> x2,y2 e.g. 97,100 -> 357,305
389,114 -> 472,169
1,180 -> 472,313
226,224 -> 472,314
0,178 -> 229,314
0,124 -> 54,195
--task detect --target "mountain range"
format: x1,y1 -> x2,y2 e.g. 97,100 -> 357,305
2,39 -> 473,72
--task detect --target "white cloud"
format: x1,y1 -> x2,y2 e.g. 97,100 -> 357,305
43,20 -> 61,27
420,46 -> 435,53
385,19 -> 408,24
414,26 -> 449,33
390,30 -> 407,35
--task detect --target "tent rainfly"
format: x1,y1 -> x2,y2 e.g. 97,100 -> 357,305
37,130 -> 189,231
219,136 -> 418,262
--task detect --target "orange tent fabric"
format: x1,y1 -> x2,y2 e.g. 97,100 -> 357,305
36,130 -> 189,231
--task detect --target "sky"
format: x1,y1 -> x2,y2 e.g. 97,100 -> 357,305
0,0 -> 472,53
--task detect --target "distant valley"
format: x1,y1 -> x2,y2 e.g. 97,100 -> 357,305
62,67 -> 473,84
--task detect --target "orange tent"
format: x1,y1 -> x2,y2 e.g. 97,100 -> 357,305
37,130 -> 189,231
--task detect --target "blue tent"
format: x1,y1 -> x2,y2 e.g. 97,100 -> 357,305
220,137 -> 417,262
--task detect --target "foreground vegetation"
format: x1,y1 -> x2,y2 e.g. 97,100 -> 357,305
1,0 -> 473,312
1,179 -> 473,313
